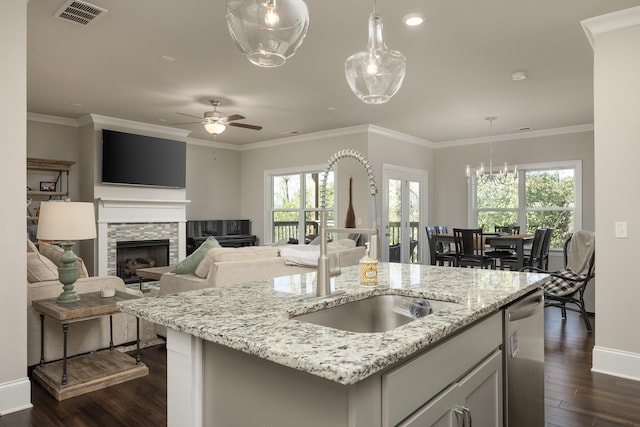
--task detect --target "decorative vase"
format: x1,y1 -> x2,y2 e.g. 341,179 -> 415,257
346,176 -> 356,228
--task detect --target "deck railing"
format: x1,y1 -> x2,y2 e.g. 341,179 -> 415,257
274,220 -> 421,262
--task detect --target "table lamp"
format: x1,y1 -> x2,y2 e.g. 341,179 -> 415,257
36,201 -> 97,303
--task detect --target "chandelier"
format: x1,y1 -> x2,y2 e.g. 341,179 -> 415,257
226,0 -> 310,68
344,0 -> 407,104
465,117 -> 518,185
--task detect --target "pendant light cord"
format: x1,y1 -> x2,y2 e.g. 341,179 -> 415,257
372,0 -> 377,14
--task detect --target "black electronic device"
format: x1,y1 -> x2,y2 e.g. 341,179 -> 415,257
101,129 -> 186,188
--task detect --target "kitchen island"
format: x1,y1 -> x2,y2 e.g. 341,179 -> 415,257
118,263 -> 547,427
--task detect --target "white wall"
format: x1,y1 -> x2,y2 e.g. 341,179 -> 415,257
588,8 -> 640,380
0,0 -> 31,415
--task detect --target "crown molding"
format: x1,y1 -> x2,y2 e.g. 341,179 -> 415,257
237,125 -> 371,151
237,124 -> 433,151
85,114 -> 191,138
368,125 -> 435,148
437,123 -> 594,148
185,136 -> 241,150
27,112 -> 79,127
581,6 -> 640,48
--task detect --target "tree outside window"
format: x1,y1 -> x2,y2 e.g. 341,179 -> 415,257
473,162 -> 579,249
271,171 -> 334,244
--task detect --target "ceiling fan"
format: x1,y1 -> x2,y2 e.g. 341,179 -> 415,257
173,100 -> 263,135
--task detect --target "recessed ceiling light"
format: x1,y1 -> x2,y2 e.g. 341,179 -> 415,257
71,102 -> 84,107
326,106 -> 336,111
160,55 -> 176,62
403,13 -> 425,27
157,118 -> 167,122
511,71 -> 527,81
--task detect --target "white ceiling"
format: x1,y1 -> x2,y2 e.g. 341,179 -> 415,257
27,0 -> 640,146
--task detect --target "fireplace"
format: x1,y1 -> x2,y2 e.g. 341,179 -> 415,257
116,239 -> 170,283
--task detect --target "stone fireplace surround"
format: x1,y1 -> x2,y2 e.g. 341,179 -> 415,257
96,198 -> 188,277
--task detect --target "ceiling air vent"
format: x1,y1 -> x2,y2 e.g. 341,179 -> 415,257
55,0 -> 108,26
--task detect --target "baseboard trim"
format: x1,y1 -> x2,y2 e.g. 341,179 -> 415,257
0,377 -> 32,416
592,345 -> 640,381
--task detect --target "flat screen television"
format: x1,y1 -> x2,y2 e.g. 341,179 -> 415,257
102,129 -> 186,188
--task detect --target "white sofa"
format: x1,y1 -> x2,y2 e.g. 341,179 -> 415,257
26,240 -> 158,366
158,239 -> 365,296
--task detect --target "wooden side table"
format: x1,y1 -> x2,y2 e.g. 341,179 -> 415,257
32,291 -> 149,400
136,265 -> 173,281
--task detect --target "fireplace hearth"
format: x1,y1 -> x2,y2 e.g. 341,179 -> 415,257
116,239 -> 169,283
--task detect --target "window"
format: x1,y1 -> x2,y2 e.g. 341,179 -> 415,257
267,167 -> 335,244
471,161 -> 581,249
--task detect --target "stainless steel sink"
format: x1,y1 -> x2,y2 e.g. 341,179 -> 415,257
293,294 -> 459,333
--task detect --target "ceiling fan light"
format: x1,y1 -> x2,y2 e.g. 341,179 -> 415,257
204,122 -> 227,135
226,0 -> 310,68
345,12 -> 407,105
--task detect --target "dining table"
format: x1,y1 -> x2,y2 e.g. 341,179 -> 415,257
431,233 -> 534,270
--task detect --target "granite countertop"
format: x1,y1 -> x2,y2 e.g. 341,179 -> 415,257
118,263 -> 547,385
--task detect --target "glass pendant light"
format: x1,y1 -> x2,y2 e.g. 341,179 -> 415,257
345,0 -> 407,104
226,0 -> 310,68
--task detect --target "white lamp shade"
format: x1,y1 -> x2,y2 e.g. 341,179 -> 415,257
226,0 -> 310,67
204,122 -> 227,134
36,201 -> 97,241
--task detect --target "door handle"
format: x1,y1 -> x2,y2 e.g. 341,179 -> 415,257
454,407 -> 465,427
508,296 -> 543,322
454,406 -> 472,427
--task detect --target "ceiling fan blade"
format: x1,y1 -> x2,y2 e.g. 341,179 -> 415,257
221,114 -> 245,122
228,122 -> 263,131
176,112 -> 204,120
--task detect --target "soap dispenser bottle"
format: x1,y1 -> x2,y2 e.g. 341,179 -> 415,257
359,242 -> 378,287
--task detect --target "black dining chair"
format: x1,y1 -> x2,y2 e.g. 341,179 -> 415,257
486,225 -> 521,260
538,228 -> 554,269
453,228 -> 495,269
501,228 -> 546,271
426,226 -> 456,266
522,230 -> 595,332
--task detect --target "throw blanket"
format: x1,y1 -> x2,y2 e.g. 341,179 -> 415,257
279,245 -> 322,267
543,230 -> 595,297
278,239 -> 357,267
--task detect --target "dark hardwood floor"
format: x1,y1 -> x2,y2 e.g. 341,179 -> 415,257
544,309 -> 640,426
1,309 -> 639,426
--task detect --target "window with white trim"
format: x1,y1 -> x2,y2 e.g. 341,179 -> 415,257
267,168 -> 335,244
470,161 -> 581,248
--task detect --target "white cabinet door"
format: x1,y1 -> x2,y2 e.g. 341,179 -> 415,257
399,350 -> 503,427
459,350 -> 503,427
399,383 -> 459,427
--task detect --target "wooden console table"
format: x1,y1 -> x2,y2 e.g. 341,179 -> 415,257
32,291 -> 148,400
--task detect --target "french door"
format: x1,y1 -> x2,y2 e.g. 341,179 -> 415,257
382,165 -> 427,263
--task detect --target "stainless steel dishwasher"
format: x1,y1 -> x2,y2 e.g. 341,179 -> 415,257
503,289 -> 545,427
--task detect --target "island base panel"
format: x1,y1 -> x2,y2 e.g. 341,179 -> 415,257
202,341 -> 382,427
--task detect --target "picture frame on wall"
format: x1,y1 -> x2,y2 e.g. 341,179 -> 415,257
39,181 -> 56,192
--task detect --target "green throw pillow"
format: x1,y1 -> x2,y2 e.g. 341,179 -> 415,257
172,236 -> 221,274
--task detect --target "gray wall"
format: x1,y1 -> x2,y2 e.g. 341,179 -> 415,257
186,144 -> 241,220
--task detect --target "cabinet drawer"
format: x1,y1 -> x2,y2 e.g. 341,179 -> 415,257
382,312 -> 501,427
